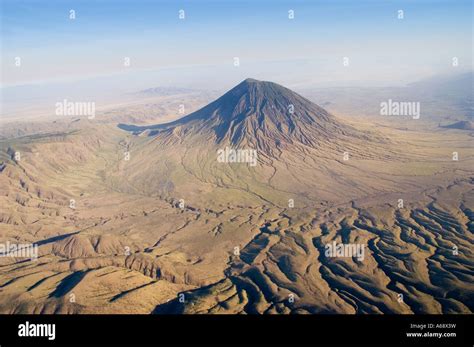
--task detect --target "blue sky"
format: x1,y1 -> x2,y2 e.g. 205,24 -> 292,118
1,0 -> 472,87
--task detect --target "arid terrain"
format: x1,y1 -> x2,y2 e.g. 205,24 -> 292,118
0,78 -> 473,314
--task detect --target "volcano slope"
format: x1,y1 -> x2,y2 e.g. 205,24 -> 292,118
0,79 -> 473,314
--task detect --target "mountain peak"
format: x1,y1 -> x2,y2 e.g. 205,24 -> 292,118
242,78 -> 260,83
236,77 -> 281,89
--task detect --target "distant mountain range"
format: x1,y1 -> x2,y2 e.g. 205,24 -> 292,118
442,120 -> 474,130
133,86 -> 197,97
300,71 -> 473,121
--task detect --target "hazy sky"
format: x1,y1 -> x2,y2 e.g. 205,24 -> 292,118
1,0 -> 473,88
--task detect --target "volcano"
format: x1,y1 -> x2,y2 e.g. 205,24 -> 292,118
116,79 -> 399,206
119,79 -> 367,155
